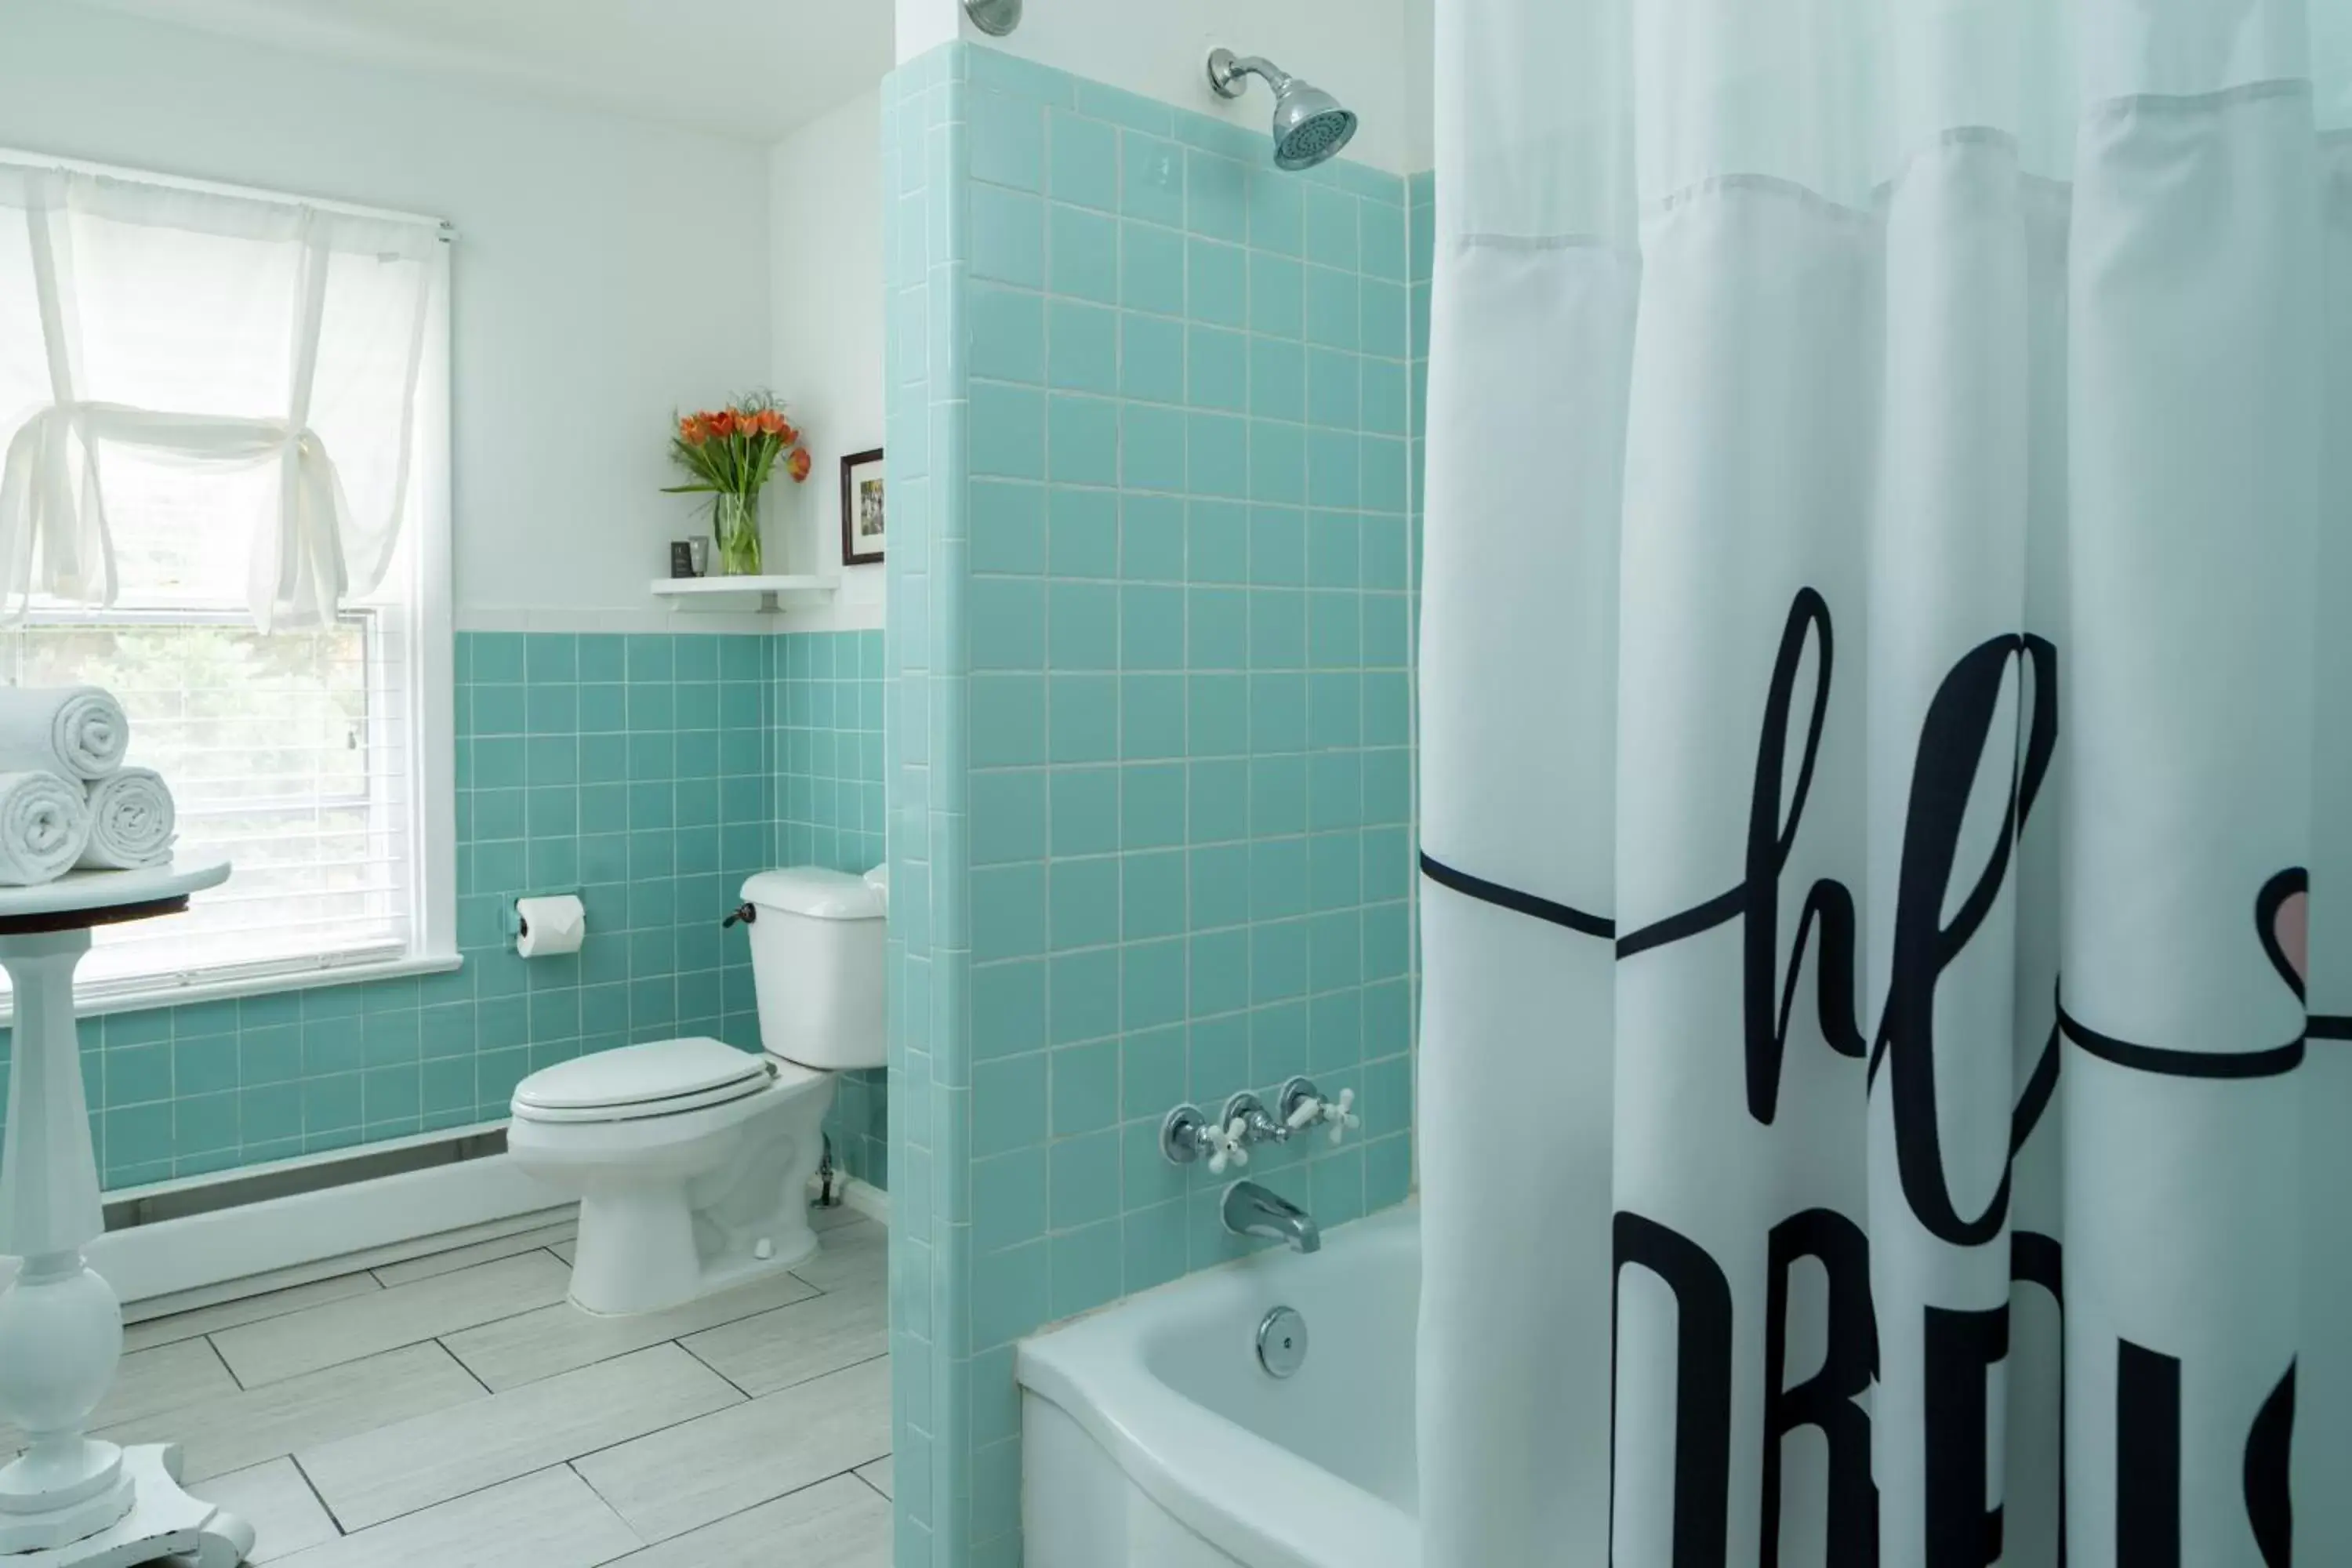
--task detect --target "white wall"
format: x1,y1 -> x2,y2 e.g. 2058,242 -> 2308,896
767,87 -> 887,631
1401,0 -> 1436,172
0,2 -> 772,630
896,0 -> 960,66
898,0 -> 1429,176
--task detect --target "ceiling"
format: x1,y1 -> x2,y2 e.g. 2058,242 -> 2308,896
71,0 -> 895,143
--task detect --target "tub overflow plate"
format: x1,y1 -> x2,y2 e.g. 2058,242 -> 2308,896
1257,1305 -> 1308,1378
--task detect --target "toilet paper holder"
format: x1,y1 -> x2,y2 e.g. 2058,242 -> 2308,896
505,889 -> 582,947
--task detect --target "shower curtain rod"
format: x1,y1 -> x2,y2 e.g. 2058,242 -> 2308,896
0,146 -> 457,241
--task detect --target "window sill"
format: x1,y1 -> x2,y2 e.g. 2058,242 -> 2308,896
0,952 -> 466,1029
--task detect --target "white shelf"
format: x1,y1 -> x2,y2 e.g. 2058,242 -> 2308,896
649,574 -> 840,613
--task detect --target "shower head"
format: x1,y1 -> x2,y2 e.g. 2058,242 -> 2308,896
1206,49 -> 1359,171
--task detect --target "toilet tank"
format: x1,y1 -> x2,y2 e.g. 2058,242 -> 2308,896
742,867 -> 887,1070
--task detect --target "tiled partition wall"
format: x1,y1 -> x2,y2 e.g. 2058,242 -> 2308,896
1408,169 -> 1431,997
777,626 -> 891,1188
0,626 -> 895,1194
882,43 -> 1421,1567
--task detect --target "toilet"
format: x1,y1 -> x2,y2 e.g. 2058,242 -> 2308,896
505,866 -> 886,1316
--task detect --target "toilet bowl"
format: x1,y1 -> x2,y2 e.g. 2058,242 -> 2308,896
505,866 -> 887,1316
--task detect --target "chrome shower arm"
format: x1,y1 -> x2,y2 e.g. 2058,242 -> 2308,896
1207,49 -> 1294,100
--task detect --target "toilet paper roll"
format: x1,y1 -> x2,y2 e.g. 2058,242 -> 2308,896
514,894 -> 586,958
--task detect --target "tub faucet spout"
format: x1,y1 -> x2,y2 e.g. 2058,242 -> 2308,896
1222,1181 -> 1320,1254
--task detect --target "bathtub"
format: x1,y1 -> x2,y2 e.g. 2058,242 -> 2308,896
1016,1201 -> 1419,1568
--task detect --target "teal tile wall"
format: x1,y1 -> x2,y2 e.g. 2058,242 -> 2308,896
777,629 -> 887,873
1408,171 -> 1431,1012
0,626 -> 891,1195
882,48 -> 956,1567
1410,169 -> 1431,562
778,626 -> 890,1190
884,42 -> 1421,1568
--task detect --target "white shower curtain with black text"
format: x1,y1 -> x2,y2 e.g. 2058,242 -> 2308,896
1417,2 -> 2352,1563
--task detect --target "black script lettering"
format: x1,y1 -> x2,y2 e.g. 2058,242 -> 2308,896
2117,1341 -> 2181,1568
1761,1208 -> 1877,1568
1875,632 -> 2059,1244
1924,1305 -> 2008,1567
1613,1213 -> 1734,1568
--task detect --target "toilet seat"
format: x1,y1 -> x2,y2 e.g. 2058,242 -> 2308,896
512,1036 -> 820,1126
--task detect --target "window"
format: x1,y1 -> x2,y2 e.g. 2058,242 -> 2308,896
0,153 -> 454,1010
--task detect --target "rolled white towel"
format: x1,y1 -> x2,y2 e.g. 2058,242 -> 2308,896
0,687 -> 129,781
0,771 -> 90,886
78,767 -> 176,870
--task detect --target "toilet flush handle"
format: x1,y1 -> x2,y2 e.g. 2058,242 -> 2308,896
722,902 -> 757,928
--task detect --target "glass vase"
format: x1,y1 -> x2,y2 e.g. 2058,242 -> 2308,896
713,492 -> 763,576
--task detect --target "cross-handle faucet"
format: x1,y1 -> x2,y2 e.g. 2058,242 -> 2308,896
1222,1180 -> 1321,1254
1225,1079 -> 1351,1149
1162,1079 -> 1360,1171
1225,1091 -> 1292,1147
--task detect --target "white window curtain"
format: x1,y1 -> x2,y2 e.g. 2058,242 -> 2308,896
0,159 -> 440,630
1419,1 -> 2352,1564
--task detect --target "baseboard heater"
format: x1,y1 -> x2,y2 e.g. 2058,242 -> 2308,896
24,1122 -> 886,1319
103,1126 -> 509,1232
51,1123 -> 572,1315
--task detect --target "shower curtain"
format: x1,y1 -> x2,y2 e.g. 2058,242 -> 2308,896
1417,2 -> 2352,1564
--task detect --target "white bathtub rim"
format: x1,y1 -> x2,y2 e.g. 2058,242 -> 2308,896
1016,1202 -> 1420,1568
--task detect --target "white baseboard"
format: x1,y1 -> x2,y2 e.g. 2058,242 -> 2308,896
96,1150 -> 568,1311
833,1174 -> 889,1227
4,1152 -> 893,1319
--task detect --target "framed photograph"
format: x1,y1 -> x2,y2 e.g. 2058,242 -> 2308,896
840,447 -> 887,566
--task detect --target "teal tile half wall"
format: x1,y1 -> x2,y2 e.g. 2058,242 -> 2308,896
778,627 -> 891,1189
884,42 -> 1424,1568
0,626 -> 889,1196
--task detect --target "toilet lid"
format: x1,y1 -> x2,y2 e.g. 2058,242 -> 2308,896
513,1036 -> 774,1115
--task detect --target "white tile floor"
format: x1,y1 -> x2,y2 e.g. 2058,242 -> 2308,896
62,1204 -> 891,1567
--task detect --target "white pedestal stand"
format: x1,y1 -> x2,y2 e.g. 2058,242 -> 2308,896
0,861 -> 251,1567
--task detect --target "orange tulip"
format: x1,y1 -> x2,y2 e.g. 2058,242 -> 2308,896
776,419 -> 801,446
709,411 -> 737,437
678,415 -> 707,446
786,446 -> 812,482
755,409 -> 785,437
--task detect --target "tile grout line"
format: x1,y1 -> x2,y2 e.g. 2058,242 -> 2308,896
127,1269 -> 388,1356
567,1452 -> 895,1559
299,1446 -> 662,1544
554,1341 -> 895,1489
200,1331 -> 249,1396
288,1450 -> 350,1541
189,1219 -> 870,1411
674,1337 -> 892,1407
430,1267 -> 855,1394
216,1253 -> 582,1393
670,1337 -> 760,1403
566,1456 -> 625,1519
440,1334 -> 498,1399
310,1461 -> 652,1560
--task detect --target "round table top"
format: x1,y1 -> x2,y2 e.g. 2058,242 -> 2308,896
0,858 -> 230,920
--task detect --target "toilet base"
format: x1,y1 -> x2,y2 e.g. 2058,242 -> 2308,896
509,1064 -> 837,1319
567,1196 -> 821,1317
